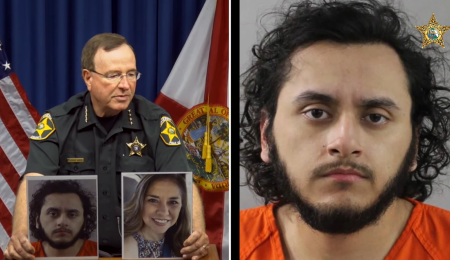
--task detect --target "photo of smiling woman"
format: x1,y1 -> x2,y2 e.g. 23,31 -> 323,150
122,173 -> 192,259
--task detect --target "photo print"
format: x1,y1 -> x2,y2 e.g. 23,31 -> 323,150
121,172 -> 193,259
26,175 -> 98,259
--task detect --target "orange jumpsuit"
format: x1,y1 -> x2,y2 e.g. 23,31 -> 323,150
240,198 -> 450,259
32,239 -> 97,257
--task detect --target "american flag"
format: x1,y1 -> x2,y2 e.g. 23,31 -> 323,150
0,38 -> 40,259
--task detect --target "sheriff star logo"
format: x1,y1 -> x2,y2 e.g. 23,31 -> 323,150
30,113 -> 56,140
415,13 -> 450,48
127,136 -> 147,157
160,116 -> 181,146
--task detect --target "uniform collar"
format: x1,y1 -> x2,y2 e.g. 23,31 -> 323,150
77,92 -> 97,131
77,92 -> 141,131
113,100 -> 142,131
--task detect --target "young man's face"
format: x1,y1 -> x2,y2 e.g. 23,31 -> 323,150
260,42 -> 416,233
37,193 -> 85,249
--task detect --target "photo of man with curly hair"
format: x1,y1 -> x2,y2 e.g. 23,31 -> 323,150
27,177 -> 98,258
240,0 -> 450,259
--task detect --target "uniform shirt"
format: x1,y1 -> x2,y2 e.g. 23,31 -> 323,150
240,198 -> 450,260
25,91 -> 190,249
32,239 -> 98,257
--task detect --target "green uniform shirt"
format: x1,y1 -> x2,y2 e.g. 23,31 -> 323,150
25,91 -> 190,250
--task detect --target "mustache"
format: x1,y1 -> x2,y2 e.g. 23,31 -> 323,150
52,228 -> 72,234
312,160 -> 374,181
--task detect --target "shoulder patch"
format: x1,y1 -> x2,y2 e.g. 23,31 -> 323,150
30,113 -> 56,140
160,116 -> 181,146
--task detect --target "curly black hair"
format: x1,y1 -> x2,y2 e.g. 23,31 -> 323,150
29,180 -> 97,240
240,0 -> 450,203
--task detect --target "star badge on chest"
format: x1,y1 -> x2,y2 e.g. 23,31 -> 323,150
126,136 -> 147,157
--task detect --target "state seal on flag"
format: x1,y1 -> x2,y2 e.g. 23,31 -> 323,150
178,104 -> 229,192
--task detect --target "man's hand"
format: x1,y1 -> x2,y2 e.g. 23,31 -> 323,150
180,229 -> 209,260
4,230 -> 35,260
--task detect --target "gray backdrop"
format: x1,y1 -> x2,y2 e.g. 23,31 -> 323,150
240,0 -> 450,210
27,176 -> 98,243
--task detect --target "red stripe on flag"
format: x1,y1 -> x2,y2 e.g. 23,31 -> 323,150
200,188 -> 225,258
0,147 -> 20,194
155,93 -> 189,123
0,47 -> 39,258
0,88 -> 30,158
9,73 -> 41,125
204,0 -> 229,107
0,198 -> 12,237
0,247 -> 3,260
201,1 -> 229,259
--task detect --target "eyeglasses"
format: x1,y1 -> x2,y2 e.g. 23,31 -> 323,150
90,70 -> 141,82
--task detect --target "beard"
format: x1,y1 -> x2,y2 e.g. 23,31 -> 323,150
268,131 -> 416,235
36,218 -> 83,250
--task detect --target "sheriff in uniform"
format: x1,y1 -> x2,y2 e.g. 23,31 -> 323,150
26,91 -> 185,254
4,33 -> 209,260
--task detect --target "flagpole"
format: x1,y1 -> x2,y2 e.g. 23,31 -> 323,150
205,94 -> 212,172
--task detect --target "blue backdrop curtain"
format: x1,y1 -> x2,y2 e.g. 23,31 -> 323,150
0,0 -> 206,115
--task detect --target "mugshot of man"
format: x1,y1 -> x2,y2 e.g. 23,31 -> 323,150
240,0 -> 450,260
28,180 -> 97,257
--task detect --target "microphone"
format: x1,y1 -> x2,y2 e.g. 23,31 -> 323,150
115,206 -> 122,238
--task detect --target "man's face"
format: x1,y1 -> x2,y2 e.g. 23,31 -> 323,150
37,193 -> 85,249
260,42 -> 416,234
142,179 -> 182,235
86,43 -> 137,116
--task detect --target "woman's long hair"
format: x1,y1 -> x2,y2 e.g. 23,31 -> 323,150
123,174 -> 191,257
